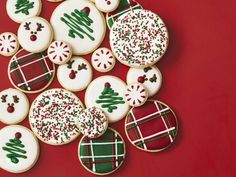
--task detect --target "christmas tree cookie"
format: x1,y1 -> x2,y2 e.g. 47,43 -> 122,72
50,0 -> 106,55
0,125 -> 39,173
85,76 -> 130,123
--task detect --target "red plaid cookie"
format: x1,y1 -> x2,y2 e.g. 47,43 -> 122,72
125,100 -> 178,152
8,49 -> 55,93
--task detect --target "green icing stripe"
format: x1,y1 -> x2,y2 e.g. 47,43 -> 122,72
15,0 -> 34,15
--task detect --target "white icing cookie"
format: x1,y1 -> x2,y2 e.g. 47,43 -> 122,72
0,125 -> 39,173
47,41 -> 72,65
126,66 -> 162,97
85,75 -> 130,123
110,9 -> 169,67
78,106 -> 108,139
18,17 -> 53,53
91,47 -> 116,72
57,57 -> 93,92
29,89 -> 84,145
0,32 -> 19,57
50,0 -> 106,55
0,88 -> 29,125
6,0 -> 42,23
95,0 -> 120,13
124,83 -> 148,107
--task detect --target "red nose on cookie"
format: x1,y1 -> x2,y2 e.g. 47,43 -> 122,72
69,70 -> 76,79
7,103 -> 15,113
30,34 -> 37,41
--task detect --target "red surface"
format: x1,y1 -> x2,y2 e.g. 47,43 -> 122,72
0,0 -> 236,177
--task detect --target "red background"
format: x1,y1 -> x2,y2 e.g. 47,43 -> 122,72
0,0 -> 235,177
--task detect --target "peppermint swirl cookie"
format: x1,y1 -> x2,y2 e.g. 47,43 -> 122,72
29,89 -> 84,145
110,9 -> 169,67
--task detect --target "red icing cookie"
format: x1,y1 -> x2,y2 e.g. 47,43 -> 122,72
125,100 -> 178,152
8,49 -> 55,93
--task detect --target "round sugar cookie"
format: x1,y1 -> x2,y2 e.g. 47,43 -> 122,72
125,100 -> 178,152
18,17 -> 53,53
0,88 -> 29,125
29,89 -> 84,145
91,47 -> 116,72
85,76 -> 130,123
126,66 -> 162,97
0,32 -> 19,57
110,9 -> 169,67
124,83 -> 148,107
50,0 -> 106,55
57,57 -> 93,92
6,0 -> 42,23
106,0 -> 142,29
95,0 -> 120,13
78,107 -> 108,139
0,125 -> 39,173
8,49 -> 55,94
47,41 -> 72,65
78,128 -> 126,175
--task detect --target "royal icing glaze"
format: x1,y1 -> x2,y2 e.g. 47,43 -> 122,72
110,9 -> 169,67
0,32 -> 19,57
125,101 -> 178,152
106,0 -> 142,29
0,125 -> 39,173
91,47 -> 116,72
57,57 -> 93,92
85,76 -> 130,123
78,128 -> 126,175
126,66 -> 162,97
47,41 -> 72,65
0,88 -> 29,125
6,0 -> 42,23
8,49 -> 55,93
18,17 -> 53,53
29,89 -> 84,145
124,83 -> 148,107
50,0 -> 106,55
95,0 -> 120,13
78,107 -> 108,139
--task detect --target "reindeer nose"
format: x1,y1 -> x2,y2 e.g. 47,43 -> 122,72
30,34 -> 37,41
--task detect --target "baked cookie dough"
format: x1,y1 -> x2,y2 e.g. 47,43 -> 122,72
0,32 -> 19,57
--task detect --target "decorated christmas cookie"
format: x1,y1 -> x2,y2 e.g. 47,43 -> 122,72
78,107 -> 108,139
85,76 -> 130,123
126,66 -> 162,97
0,88 -> 29,125
110,9 -> 169,67
47,41 -> 72,65
6,0 -> 42,23
57,57 -> 93,92
125,100 -> 178,152
0,32 -> 19,57
91,47 -> 116,72
0,125 -> 39,173
8,49 -> 55,94
124,83 -> 148,107
50,0 -> 106,55
18,17 -> 53,53
106,0 -> 142,29
78,128 -> 126,175
29,89 -> 84,145
95,0 -> 120,13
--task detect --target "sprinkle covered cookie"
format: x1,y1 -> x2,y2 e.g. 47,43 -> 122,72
110,9 -> 169,67
78,128 -> 126,175
125,100 -> 178,152
29,89 -> 84,145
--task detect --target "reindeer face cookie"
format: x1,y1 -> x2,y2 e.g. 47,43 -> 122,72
18,17 -> 53,53
0,88 -> 29,125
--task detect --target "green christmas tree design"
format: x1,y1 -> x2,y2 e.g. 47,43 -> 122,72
96,82 -> 125,113
15,0 -> 34,15
2,132 -> 27,164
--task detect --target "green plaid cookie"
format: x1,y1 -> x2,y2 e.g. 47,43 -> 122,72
78,128 -> 125,175
106,0 -> 143,29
